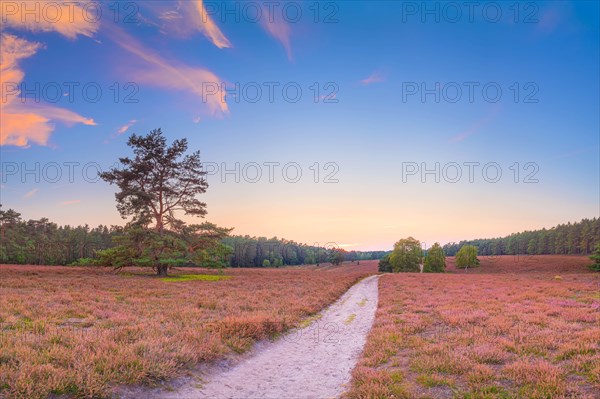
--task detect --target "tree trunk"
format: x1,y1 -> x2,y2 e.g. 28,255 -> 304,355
157,265 -> 168,276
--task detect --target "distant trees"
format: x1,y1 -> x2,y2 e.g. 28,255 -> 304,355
389,237 -> 422,272
224,236 -> 324,267
221,237 -> 387,268
0,205 -> 118,265
424,243 -> 446,272
98,129 -> 231,276
589,244 -> 600,272
455,245 -> 479,271
379,240 -> 445,273
0,207 -> 388,268
443,218 -> 599,256
329,248 -> 346,265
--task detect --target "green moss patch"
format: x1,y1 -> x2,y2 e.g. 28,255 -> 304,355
161,274 -> 232,282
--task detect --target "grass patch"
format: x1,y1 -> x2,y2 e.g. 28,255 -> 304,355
298,313 -> 323,328
344,313 -> 357,325
416,373 -> 454,388
160,274 -> 232,282
459,385 -> 511,399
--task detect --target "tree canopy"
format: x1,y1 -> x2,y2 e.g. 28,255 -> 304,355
100,129 -> 208,232
329,248 -> 346,265
378,253 -> 392,273
455,245 -> 479,270
389,237 -> 423,272
98,129 -> 229,276
443,218 -> 599,256
424,242 -> 446,273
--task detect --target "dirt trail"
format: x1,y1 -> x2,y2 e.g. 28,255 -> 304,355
141,275 -> 379,399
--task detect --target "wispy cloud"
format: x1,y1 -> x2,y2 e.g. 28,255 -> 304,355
103,25 -> 229,116
450,105 -> 501,143
27,103 -> 96,126
24,188 -> 39,199
117,119 -> 137,135
260,4 -> 292,60
360,72 -> 385,85
0,0 -> 98,39
147,0 -> 232,48
192,0 -> 232,48
537,9 -> 561,34
0,33 -> 96,147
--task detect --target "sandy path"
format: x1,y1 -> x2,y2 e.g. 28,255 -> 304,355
157,275 -> 379,399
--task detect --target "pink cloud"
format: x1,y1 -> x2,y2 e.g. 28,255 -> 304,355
360,72 -> 385,85
116,119 -> 137,135
147,0 -> 232,48
103,25 -> 229,116
0,0 -> 99,39
260,4 -> 292,60
450,106 -> 501,143
192,0 -> 232,48
24,188 -> 39,199
0,33 -> 96,147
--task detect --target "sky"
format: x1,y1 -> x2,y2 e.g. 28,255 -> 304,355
1,0 -> 598,251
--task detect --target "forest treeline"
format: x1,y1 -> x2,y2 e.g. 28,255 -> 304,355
2,205 -> 596,267
0,207 -> 386,267
223,236 -> 388,267
443,218 -> 600,256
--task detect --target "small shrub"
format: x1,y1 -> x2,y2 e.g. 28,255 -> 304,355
160,274 -> 232,282
68,258 -> 97,266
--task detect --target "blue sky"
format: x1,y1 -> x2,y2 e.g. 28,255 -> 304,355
1,1 -> 598,250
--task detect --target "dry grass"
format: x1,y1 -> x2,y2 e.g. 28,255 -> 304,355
348,255 -> 599,399
0,261 -> 377,399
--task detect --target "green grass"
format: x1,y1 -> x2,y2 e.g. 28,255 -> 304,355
160,274 -> 232,282
459,385 -> 511,399
416,374 -> 454,388
298,313 -> 323,328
